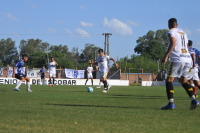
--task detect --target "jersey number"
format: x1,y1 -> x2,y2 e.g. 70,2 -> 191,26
181,35 -> 187,53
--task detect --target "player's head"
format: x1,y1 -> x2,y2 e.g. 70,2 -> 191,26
51,57 -> 54,62
98,49 -> 104,56
168,18 -> 178,29
188,40 -> 193,47
90,63 -> 92,67
22,54 -> 28,62
42,65 -> 44,69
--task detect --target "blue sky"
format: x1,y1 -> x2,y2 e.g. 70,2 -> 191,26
0,0 -> 200,60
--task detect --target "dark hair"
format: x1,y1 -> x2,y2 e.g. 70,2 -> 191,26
188,40 -> 193,47
22,54 -> 28,59
98,49 -> 103,53
168,18 -> 177,26
51,57 -> 54,59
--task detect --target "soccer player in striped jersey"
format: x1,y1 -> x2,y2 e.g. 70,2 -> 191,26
187,40 -> 200,96
13,54 -> 32,92
161,18 -> 199,110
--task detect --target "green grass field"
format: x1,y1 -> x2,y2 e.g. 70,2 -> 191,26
0,84 -> 200,133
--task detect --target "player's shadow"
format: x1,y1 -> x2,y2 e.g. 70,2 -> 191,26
46,103 -> 157,110
0,90 -> 6,92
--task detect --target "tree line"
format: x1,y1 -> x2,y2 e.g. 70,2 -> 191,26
0,29 -> 170,73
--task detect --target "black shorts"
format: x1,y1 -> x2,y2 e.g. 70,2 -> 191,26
41,76 -> 45,79
15,73 -> 26,80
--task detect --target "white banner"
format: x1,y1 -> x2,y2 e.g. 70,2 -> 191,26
0,67 -> 4,76
0,78 -> 129,86
65,69 -> 85,79
27,69 -> 39,78
76,70 -> 85,79
8,67 -> 13,77
65,69 -> 74,78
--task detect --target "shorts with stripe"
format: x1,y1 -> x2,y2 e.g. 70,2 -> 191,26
100,71 -> 107,80
187,67 -> 199,81
167,62 -> 191,78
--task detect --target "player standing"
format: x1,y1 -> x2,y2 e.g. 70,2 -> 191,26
94,49 -> 118,93
85,63 -> 94,85
13,54 -> 32,92
161,18 -> 199,110
40,65 -> 46,85
47,57 -> 58,87
187,40 -> 200,95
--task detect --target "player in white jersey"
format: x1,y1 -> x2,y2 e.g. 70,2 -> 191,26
94,49 -> 118,93
47,57 -> 58,87
85,63 -> 94,85
96,63 -> 111,88
161,18 -> 199,110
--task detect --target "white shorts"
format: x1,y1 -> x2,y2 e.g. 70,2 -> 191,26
87,73 -> 93,79
187,67 -> 199,81
167,62 -> 191,78
100,71 -> 108,80
49,72 -> 56,78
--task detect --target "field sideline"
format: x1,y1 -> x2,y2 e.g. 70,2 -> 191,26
0,84 -> 200,133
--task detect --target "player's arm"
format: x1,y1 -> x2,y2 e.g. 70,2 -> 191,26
191,53 -> 196,68
12,67 -> 16,78
162,37 -> 176,64
54,60 -> 58,66
110,58 -> 119,68
108,66 -> 111,74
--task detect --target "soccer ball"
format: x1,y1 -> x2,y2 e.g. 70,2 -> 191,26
87,87 -> 93,92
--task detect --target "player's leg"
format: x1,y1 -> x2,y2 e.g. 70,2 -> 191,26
91,77 -> 93,86
181,63 -> 199,110
102,72 -> 108,93
52,77 -> 55,87
25,76 -> 32,92
14,74 -> 25,91
106,71 -> 111,90
161,62 -> 177,110
49,77 -> 52,87
85,76 -> 89,85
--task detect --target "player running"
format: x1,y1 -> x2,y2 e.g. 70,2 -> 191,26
47,57 -> 58,87
85,63 -> 94,85
13,54 -> 32,92
94,49 -> 118,93
187,40 -> 200,96
96,64 -> 111,88
161,18 -> 199,110
40,65 -> 46,85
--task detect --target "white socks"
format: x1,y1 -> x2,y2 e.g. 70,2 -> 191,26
27,82 -> 30,90
15,81 -> 22,89
99,81 -> 101,86
191,95 -> 196,101
169,99 -> 174,103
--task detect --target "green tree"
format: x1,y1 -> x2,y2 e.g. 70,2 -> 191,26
134,29 -> 168,61
19,39 -> 50,56
0,38 -> 18,66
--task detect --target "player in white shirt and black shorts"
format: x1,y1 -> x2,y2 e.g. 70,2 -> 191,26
47,57 -> 58,87
85,63 -> 94,85
161,18 -> 199,110
94,49 -> 118,93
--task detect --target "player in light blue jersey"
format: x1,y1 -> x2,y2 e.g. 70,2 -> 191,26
40,65 -> 46,85
188,40 -> 200,96
13,54 -> 32,92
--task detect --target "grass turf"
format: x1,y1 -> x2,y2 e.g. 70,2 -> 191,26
0,84 -> 200,133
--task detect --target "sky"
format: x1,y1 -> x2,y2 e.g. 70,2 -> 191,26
0,0 -> 200,60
